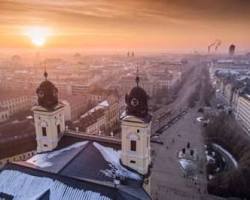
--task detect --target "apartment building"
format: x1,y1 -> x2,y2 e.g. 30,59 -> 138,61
236,94 -> 250,135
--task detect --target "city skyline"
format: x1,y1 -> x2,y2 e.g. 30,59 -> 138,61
1,0 -> 250,53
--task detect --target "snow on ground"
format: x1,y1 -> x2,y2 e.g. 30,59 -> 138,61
196,117 -> 204,122
206,155 -> 215,163
208,174 -> 214,180
179,159 -> 193,170
0,170 -> 111,200
93,142 -> 141,180
196,117 -> 209,123
212,143 -> 238,168
179,158 -> 197,176
27,141 -> 89,168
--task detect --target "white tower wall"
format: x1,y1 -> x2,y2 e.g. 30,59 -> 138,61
33,104 -> 65,153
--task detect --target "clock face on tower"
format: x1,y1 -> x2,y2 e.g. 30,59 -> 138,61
38,90 -> 44,98
125,86 -> 148,118
131,98 -> 139,107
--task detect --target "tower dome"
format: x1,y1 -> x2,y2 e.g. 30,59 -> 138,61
36,71 -> 58,110
125,70 -> 148,118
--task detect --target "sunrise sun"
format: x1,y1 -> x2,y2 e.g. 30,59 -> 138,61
24,26 -> 51,47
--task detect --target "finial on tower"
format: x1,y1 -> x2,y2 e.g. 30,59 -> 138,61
44,64 -> 48,80
135,65 -> 140,87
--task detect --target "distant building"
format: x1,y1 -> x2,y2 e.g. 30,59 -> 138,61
89,87 -> 118,104
71,84 -> 89,95
0,89 -> 33,116
77,108 -> 106,135
0,107 -> 9,122
61,95 -> 91,121
213,68 -> 250,135
0,120 -> 36,168
229,44 -> 236,56
74,99 -> 119,135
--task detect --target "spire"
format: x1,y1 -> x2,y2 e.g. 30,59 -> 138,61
135,65 -> 140,87
44,63 -> 48,80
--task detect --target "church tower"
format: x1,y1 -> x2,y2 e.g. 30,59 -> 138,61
121,69 -> 152,175
32,71 -> 65,153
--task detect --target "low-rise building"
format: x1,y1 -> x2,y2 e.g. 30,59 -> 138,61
0,107 -> 9,122
73,99 -> 120,135
61,95 -> 91,121
89,87 -> 118,104
236,91 -> 250,135
0,120 -> 36,168
0,89 -> 33,116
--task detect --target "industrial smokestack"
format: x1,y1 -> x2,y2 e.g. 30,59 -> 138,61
208,40 -> 221,53
229,44 -> 236,56
208,42 -> 216,54
215,40 -> 221,51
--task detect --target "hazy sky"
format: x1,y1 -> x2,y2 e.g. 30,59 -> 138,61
1,0 -> 250,53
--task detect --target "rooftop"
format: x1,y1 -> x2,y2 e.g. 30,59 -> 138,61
0,134 -> 149,200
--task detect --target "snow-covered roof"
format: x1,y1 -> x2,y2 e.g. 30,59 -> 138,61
26,141 -> 89,168
93,142 -> 141,180
0,170 -> 111,200
25,140 -> 141,181
1,134 -> 147,200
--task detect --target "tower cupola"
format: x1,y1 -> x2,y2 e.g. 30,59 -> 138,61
36,71 -> 58,110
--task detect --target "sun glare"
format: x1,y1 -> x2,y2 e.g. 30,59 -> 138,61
24,26 -> 51,47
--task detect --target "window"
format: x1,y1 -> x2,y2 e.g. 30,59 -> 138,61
137,129 -> 140,133
130,160 -> 136,164
130,140 -> 136,151
42,127 -> 47,136
44,144 -> 48,147
57,124 -> 61,135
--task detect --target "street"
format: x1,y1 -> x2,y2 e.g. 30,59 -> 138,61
150,65 -> 213,200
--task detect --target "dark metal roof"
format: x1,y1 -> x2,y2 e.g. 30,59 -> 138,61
60,142 -> 113,182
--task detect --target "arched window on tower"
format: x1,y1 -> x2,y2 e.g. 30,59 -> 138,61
130,140 -> 137,151
57,124 -> 61,137
42,127 -> 47,136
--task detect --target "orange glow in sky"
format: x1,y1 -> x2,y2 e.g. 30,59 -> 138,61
24,26 -> 52,47
0,0 -> 250,53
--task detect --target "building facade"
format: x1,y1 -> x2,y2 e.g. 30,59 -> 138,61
33,72 -> 65,152
236,95 -> 250,135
